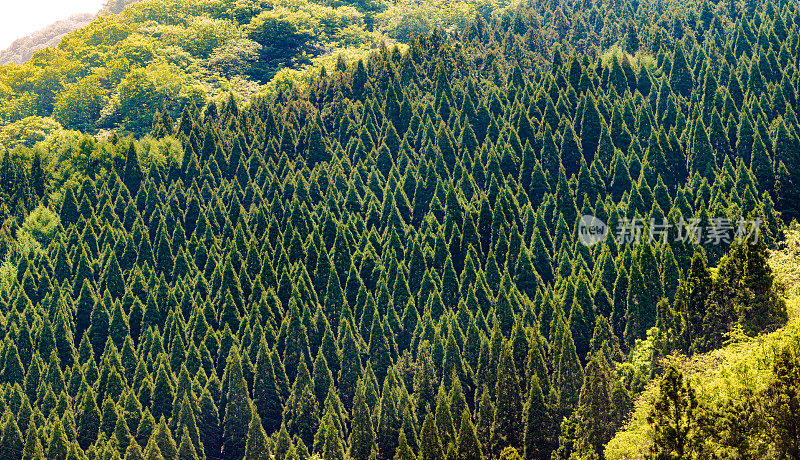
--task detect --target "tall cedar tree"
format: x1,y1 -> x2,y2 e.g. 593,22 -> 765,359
647,366 -> 703,459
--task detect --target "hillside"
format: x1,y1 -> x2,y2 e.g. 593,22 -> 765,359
0,14 -> 95,66
0,0 -> 507,137
0,0 -> 797,458
606,224 -> 800,458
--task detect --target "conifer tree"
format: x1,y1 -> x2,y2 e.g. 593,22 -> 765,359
455,410 -> 482,460
669,42 -> 693,98
60,186 -> 79,227
223,347 -> 252,460
580,93 -> 602,160
0,416 -> 23,460
523,374 -> 552,460
253,338 -> 282,434
492,342 -> 523,453
376,383 -> 400,460
570,354 -> 616,458
124,142 -> 144,196
420,412 -> 445,460
244,408 -> 271,460
395,431 -> 415,460
555,321 -> 583,418
690,118 -> 716,180
322,413 -> 346,460
76,389 -> 102,450
47,417 -> 69,460
368,316 -> 392,385
739,238 -> 787,335
349,381 -> 375,460
647,365 -> 702,459
338,322 -> 362,410
674,253 -> 712,354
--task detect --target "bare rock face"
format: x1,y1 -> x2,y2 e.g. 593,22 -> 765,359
0,14 -> 95,66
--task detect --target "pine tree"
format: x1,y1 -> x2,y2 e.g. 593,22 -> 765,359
22,422 -> 44,460
647,365 -> 703,459
455,410 -> 482,460
523,373 -> 552,460
420,412 -> 445,460
0,416 -> 23,460
149,418 -> 179,460
669,42 -> 693,98
60,186 -> 79,227
555,321 -> 584,418
580,93 -> 602,161
750,132 -> 774,191
739,238 -> 787,335
151,363 -> 175,421
561,122 -> 582,178
570,354 -> 616,458
324,270 -> 345,333
395,431 -> 416,460
690,118 -> 716,180
674,253 -> 712,354
368,316 -> 392,385
764,346 -> 800,459
338,321 -> 362,410
625,21 -> 640,53
47,417 -> 69,460
492,342 -> 523,453
322,413 -> 346,460
124,142 -> 144,196
376,382 -> 400,460
223,347 -> 252,460
77,388 -> 102,450
253,338 -> 282,434
349,381 -> 375,460
244,408 -> 271,460
178,426 -> 199,460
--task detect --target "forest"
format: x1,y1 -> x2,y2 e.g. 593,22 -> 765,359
0,0 -> 798,458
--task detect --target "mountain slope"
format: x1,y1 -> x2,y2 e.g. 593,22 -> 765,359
606,226 -> 800,459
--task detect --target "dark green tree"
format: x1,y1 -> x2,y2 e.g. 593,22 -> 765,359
223,347 -> 252,460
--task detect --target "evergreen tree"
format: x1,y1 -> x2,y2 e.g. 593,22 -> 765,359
60,186 -> 79,227
580,93 -> 602,161
420,412 -> 445,460
647,366 -> 703,459
570,354 -> 616,458
0,416 -> 23,460
523,374 -> 552,460
492,342 -> 523,453
124,142 -> 144,196
253,338 -> 282,434
669,42 -> 693,98
674,253 -> 712,354
244,408 -> 271,460
455,410 -> 482,460
349,381 -> 375,460
77,389 -> 102,450
223,347 -> 252,460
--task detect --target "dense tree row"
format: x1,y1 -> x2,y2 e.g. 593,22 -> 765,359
0,0 -> 796,458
